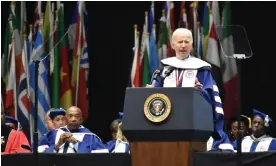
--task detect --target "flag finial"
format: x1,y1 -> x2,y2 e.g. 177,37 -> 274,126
162,10 -> 165,16
23,33 -> 27,40
145,11 -> 148,16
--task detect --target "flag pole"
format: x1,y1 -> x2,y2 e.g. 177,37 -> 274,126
236,58 -> 242,166
32,58 -> 39,166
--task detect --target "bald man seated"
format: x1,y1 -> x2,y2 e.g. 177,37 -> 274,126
38,106 -> 108,153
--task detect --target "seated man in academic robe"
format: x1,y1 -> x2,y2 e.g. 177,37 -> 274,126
105,112 -> 130,153
241,109 -> 276,152
1,108 -> 31,154
38,106 -> 108,153
227,115 -> 251,151
148,28 -> 227,151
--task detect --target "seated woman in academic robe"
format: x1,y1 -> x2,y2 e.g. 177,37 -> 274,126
36,108 -> 67,152
1,108 -> 31,154
241,109 -> 276,152
227,115 -> 251,151
105,112 -> 130,153
38,106 -> 108,153
4,116 -> 23,131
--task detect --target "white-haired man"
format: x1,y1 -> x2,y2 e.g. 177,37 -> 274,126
148,28 -> 233,152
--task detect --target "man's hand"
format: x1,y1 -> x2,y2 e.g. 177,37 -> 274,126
67,136 -> 78,144
194,78 -> 203,91
145,84 -> 153,88
55,132 -> 72,150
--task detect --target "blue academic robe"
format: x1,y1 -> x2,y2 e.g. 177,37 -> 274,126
152,56 -> 226,151
232,139 -> 238,151
241,135 -> 276,152
207,130 -> 234,152
105,139 -> 130,153
38,126 -> 108,153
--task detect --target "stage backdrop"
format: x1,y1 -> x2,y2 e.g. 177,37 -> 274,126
1,1 -> 275,142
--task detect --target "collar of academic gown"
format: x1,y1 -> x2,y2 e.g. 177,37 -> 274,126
161,56 -> 211,69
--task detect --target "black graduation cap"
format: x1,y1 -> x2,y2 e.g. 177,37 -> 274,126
253,109 -> 273,127
227,115 -> 251,130
49,108 -> 66,120
5,116 -> 22,130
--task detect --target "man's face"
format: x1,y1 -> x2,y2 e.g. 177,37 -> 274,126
231,121 -> 247,138
52,115 -> 66,129
171,33 -> 193,59
252,116 -> 265,137
66,107 -> 83,131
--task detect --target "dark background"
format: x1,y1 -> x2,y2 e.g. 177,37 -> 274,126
1,1 -> 275,142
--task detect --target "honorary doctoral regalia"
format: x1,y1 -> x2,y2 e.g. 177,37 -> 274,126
38,126 -> 108,153
1,125 -> 31,154
151,56 -> 230,151
105,112 -> 130,153
241,109 -> 276,152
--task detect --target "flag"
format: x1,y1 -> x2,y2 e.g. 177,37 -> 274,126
17,33 -> 31,140
130,25 -> 141,87
178,1 -> 187,28
140,11 -> 150,87
71,2 -> 89,120
59,4 -> 73,110
2,17 -> 12,81
205,2 -> 221,68
29,27 -> 50,136
139,11 -> 148,66
141,34 -> 150,87
164,1 -> 174,57
158,10 -> 168,62
196,22 -> 203,59
5,35 -> 16,118
220,2 -> 238,120
51,5 -> 60,108
33,2 -> 41,41
202,1 -> 210,59
148,6 -> 159,75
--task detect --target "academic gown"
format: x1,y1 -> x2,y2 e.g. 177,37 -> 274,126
1,125 -> 31,154
105,139 -> 130,153
152,56 -> 226,151
206,130 -> 234,152
241,135 -> 276,152
38,126 -> 108,153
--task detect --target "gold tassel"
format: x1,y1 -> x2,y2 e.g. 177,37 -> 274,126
116,122 -> 128,143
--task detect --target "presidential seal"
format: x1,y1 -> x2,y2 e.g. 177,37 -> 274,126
144,93 -> 171,123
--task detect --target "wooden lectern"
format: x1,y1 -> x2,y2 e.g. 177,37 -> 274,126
122,88 -> 213,166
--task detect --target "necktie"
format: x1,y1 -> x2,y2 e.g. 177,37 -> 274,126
63,142 -> 70,153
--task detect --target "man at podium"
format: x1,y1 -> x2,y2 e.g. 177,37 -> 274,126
148,28 -> 233,152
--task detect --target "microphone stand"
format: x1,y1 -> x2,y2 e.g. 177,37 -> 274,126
236,58 -> 242,166
33,59 -> 40,166
30,25 -> 71,166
